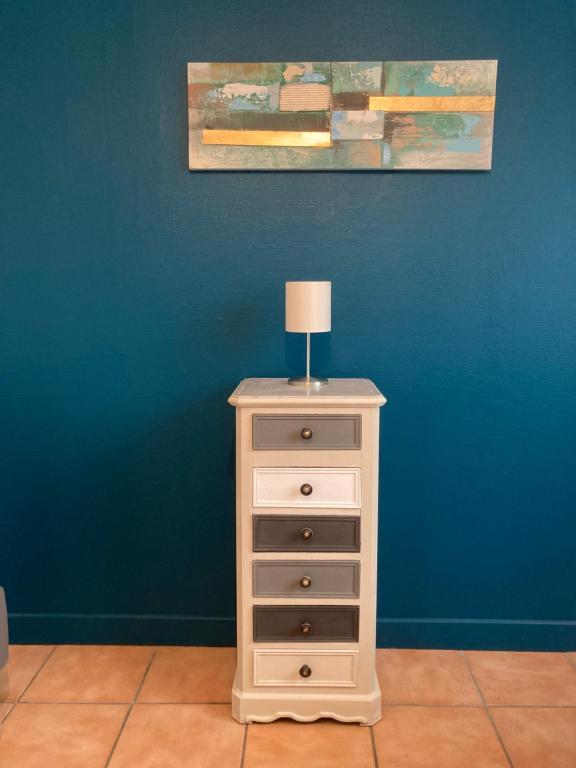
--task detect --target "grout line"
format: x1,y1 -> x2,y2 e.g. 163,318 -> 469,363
8,701 -> 136,706
15,698 -> 575,710
1,703 -> 14,723
17,645 -> 58,703
382,703 -> 576,709
2,645 -> 58,724
489,704 -> 576,709
7,699 -> 234,706
380,702 -> 490,709
370,725 -> 380,768
0,705 -> 14,724
132,700 -> 233,706
461,651 -> 514,768
132,649 -> 157,705
103,704 -> 133,768
104,649 -> 157,768
239,723 -> 248,768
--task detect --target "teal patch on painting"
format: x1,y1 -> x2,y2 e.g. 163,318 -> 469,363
384,61 -> 497,96
384,62 -> 449,96
445,138 -> 482,152
382,142 -> 392,166
413,112 -> 469,138
332,62 -> 383,93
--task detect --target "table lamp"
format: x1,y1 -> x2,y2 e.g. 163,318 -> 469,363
285,281 -> 331,388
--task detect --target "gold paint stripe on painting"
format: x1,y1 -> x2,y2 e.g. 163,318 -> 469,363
202,130 -> 332,148
368,96 -> 496,112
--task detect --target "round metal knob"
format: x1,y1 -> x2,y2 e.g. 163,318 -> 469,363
300,527 -> 314,540
299,576 -> 312,589
299,664 -> 312,678
300,483 -> 313,496
299,622 -> 312,635
301,427 -> 313,440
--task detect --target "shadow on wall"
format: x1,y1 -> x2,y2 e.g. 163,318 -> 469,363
285,332 -> 331,377
4,392 -> 237,631
81,390 -> 237,617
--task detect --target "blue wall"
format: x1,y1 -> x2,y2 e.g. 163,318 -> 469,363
2,0 -> 575,650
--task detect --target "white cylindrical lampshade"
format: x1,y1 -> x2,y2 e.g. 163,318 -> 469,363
285,281 -> 331,333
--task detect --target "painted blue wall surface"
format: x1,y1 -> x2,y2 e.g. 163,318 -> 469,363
1,0 -> 575,649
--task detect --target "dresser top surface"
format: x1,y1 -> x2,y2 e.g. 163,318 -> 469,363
228,378 -> 386,407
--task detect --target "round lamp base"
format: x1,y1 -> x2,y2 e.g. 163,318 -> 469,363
287,377 -> 328,389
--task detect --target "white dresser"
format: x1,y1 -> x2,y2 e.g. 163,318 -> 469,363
229,378 -> 386,724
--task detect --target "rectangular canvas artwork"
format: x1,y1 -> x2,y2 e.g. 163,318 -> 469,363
188,60 -> 497,171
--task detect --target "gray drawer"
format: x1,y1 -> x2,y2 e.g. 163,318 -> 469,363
253,515 -> 360,552
253,414 -> 361,450
253,560 -> 360,598
253,605 -> 359,643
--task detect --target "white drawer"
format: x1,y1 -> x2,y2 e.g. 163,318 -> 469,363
253,468 -> 361,509
253,649 -> 358,687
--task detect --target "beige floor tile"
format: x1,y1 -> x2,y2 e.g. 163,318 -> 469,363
492,707 -> 576,768
138,647 -> 236,703
0,703 -> 127,768
465,651 -> 576,706
1,645 -> 54,701
108,704 -> 244,768
373,706 -> 508,768
23,645 -> 154,703
377,649 -> 481,705
244,719 -> 374,768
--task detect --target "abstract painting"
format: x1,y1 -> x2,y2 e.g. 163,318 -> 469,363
188,61 -> 497,171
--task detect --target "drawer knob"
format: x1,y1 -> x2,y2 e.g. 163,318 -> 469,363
300,483 -> 313,496
299,664 -> 312,678
301,427 -> 313,440
299,622 -> 312,635
300,527 -> 314,540
299,576 -> 312,589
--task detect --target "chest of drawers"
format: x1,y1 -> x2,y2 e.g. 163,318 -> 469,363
228,378 -> 386,724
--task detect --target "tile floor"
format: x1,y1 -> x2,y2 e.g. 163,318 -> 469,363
1,646 -> 576,767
